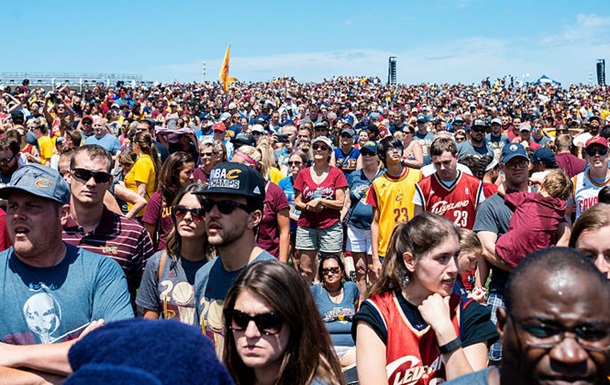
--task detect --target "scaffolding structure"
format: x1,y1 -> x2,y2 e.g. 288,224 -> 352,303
0,72 -> 152,91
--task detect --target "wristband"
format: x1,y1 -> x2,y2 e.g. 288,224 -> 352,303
438,337 -> 462,354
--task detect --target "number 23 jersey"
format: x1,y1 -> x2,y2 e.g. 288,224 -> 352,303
366,167 -> 422,256
414,171 -> 484,229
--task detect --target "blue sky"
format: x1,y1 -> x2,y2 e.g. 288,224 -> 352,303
2,0 -> 609,85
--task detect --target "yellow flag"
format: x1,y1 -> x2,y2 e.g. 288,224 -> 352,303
219,44 -> 237,91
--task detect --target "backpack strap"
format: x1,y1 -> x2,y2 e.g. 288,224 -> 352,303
158,250 -> 168,282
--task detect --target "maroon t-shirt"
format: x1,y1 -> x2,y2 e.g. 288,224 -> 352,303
496,191 -> 566,268
294,166 -> 348,229
193,167 -> 210,185
0,209 -> 11,251
555,152 -> 586,178
142,191 -> 174,251
257,182 -> 290,258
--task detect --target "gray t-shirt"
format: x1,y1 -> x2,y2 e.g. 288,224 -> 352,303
136,250 -> 208,325
193,250 -> 275,354
0,244 -> 133,345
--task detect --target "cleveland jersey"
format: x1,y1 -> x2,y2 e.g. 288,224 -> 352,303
572,170 -> 610,219
414,171 -> 484,229
367,167 -> 422,256
365,292 -> 463,385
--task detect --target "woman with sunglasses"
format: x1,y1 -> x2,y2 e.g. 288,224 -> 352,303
223,260 -> 345,385
193,139 -> 216,185
278,150 -> 308,264
400,125 -> 423,169
344,141 -> 382,304
312,255 -> 359,367
294,136 -> 348,285
137,183 -> 215,323
354,213 -> 497,385
143,151 -> 195,251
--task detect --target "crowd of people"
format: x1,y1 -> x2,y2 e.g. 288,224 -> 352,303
1,76 -> 610,384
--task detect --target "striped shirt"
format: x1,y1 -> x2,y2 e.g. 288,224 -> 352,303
63,206 -> 155,298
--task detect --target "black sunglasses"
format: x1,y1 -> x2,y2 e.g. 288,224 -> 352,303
173,205 -> 204,222
361,149 -> 376,157
586,147 -> 609,157
0,154 -> 15,164
71,168 -> 112,183
312,144 -> 330,151
224,309 -> 284,336
201,199 -> 251,214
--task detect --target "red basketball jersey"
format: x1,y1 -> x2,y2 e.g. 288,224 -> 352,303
414,171 -> 484,229
366,292 -> 464,385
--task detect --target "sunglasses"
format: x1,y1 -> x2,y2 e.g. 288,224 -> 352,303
340,133 -> 353,138
470,128 -> 484,133
361,149 -> 376,157
71,168 -> 112,183
586,147 -> 609,157
173,205 -> 204,222
200,152 -> 214,157
322,266 -> 341,275
312,144 -> 330,151
225,309 -> 284,336
201,199 -> 251,214
287,161 -> 302,166
0,154 -> 15,164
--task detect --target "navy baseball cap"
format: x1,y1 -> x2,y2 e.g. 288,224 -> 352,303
502,143 -> 528,164
530,148 -> 556,165
197,162 -> 265,199
0,164 -> 70,204
362,141 -> 378,154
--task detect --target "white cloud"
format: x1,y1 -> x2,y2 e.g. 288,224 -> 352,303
147,14 -> 610,86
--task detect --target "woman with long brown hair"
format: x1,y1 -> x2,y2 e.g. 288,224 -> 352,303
142,151 -> 194,250
223,260 -> 344,385
354,213 -> 496,385
137,183 -> 215,324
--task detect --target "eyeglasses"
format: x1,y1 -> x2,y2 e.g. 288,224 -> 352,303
510,314 -> 610,352
0,154 -> 15,164
287,161 -> 302,166
173,205 -> 204,222
361,149 -> 376,157
312,144 -> 330,151
503,160 -> 529,170
201,199 -> 251,214
586,147 -> 609,157
200,152 -> 214,157
322,266 -> 341,275
224,309 -> 284,336
70,168 -> 112,183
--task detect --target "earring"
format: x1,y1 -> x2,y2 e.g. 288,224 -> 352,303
402,274 -> 410,287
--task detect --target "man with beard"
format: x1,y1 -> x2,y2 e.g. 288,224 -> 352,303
0,137 -> 21,184
193,163 -> 274,352
457,119 -> 494,160
446,247 -> 610,385
485,117 -> 510,159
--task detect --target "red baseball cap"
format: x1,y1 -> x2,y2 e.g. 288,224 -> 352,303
213,122 -> 226,132
585,136 -> 608,150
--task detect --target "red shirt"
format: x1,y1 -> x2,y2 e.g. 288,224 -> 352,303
142,191 -> 174,251
294,166 -> 348,229
257,182 -> 290,258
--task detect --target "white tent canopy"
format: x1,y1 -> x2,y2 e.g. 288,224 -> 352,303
533,75 -> 561,85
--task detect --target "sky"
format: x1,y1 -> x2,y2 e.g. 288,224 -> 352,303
2,0 -> 609,86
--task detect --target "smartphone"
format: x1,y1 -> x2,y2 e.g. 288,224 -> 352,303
276,134 -> 289,143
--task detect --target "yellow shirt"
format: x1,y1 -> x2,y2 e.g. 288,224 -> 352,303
269,167 -> 286,185
37,135 -> 54,166
124,154 -> 156,215
370,167 -> 422,256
